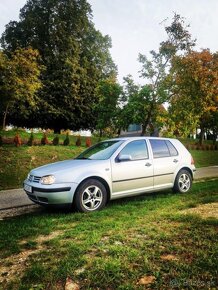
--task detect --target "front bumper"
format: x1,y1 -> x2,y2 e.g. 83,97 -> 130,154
23,180 -> 78,207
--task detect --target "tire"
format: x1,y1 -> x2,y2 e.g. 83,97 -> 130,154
74,179 -> 107,212
173,169 -> 192,193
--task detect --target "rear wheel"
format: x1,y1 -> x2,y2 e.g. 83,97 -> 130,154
75,179 -> 107,212
173,169 -> 192,193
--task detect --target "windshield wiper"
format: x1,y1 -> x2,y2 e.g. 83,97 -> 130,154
75,157 -> 91,160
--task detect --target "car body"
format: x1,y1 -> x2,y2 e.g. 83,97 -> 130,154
23,137 -> 196,212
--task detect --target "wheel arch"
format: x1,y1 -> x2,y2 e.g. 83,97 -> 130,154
73,176 -> 111,204
179,167 -> 193,180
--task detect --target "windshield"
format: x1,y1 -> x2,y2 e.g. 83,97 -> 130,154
76,140 -> 123,160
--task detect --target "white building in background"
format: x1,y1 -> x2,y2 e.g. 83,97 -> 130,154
69,130 -> 92,137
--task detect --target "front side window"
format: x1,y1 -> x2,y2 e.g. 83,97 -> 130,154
150,139 -> 178,158
76,140 -> 123,160
118,140 -> 148,161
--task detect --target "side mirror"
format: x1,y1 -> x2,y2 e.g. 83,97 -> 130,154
118,154 -> 132,162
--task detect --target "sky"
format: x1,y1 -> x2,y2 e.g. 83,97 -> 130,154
0,0 -> 218,84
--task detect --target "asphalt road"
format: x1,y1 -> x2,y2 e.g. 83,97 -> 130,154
0,166 -> 218,210
0,188 -> 32,210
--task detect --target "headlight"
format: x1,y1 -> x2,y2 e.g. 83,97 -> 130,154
40,175 -> 55,185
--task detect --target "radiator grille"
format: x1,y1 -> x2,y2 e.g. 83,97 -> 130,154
28,175 -> 41,183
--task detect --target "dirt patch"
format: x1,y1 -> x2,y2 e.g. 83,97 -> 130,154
181,202 -> 218,219
19,230 -> 63,246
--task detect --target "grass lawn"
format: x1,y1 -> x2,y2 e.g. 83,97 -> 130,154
0,145 -> 85,190
0,180 -> 217,289
190,150 -> 218,168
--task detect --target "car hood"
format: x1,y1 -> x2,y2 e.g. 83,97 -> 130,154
30,159 -> 106,177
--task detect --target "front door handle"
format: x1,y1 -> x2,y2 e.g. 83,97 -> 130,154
173,159 -> 178,163
145,162 -> 152,167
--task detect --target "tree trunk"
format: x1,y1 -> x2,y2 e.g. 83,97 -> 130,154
141,111 -> 152,136
141,124 -> 147,136
199,126 -> 205,145
117,128 -> 121,137
212,130 -> 217,145
2,103 -> 9,130
97,129 -> 103,142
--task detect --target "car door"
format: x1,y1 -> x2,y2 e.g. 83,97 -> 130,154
111,139 -> 154,197
149,139 -> 180,189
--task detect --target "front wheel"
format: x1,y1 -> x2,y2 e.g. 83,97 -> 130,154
173,170 -> 192,193
74,179 -> 107,212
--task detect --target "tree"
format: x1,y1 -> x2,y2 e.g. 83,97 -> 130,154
119,76 -> 167,136
137,13 -> 195,135
95,77 -> 122,137
116,75 -> 139,133
1,0 -> 117,132
169,49 -> 218,143
0,47 -> 42,129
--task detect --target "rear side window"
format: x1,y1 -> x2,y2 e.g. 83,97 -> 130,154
166,140 -> 178,156
150,139 -> 178,158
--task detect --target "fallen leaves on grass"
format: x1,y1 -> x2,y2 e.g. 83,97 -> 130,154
52,155 -> 58,160
160,254 -> 179,261
137,275 -> 156,285
65,277 -> 80,290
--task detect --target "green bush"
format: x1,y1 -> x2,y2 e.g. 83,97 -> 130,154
63,133 -> 70,146
27,132 -> 34,146
0,135 -> 2,146
53,136 -> 59,146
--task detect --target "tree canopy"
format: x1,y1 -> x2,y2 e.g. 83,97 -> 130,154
168,49 -> 218,143
0,47 -> 42,129
119,14 -> 196,136
1,6 -> 217,142
95,77 -> 122,137
1,0 -> 117,132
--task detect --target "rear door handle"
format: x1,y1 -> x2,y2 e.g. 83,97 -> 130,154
145,162 -> 152,167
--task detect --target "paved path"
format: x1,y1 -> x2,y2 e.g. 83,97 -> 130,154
0,188 -> 33,210
0,166 -> 218,210
194,166 -> 218,179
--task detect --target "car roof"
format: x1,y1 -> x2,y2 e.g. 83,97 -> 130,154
104,136 -> 177,142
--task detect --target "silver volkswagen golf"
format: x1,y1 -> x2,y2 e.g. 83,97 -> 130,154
24,137 -> 196,212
